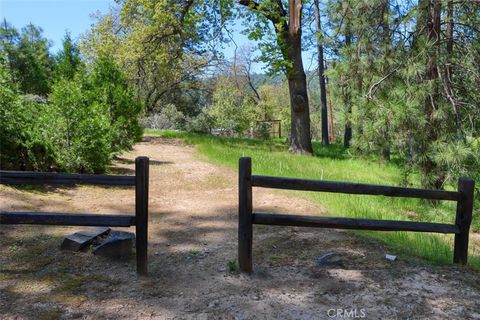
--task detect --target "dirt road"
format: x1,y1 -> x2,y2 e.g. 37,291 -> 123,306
1,136 -> 480,319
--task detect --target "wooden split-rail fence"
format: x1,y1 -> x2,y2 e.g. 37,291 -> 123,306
1,155 -> 476,276
0,157 -> 149,275
238,157 -> 475,273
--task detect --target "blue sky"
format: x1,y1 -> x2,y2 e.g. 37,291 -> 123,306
1,0 -> 113,53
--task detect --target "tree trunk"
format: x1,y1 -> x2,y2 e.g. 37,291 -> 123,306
238,0 -> 313,154
314,0 -> 329,146
287,69 -> 312,154
327,85 -> 335,143
444,0 -> 460,129
343,22 -> 352,149
285,0 -> 313,154
421,0 -> 444,189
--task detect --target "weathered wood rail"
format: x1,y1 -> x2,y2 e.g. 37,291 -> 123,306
0,156 -> 149,275
238,157 -> 475,273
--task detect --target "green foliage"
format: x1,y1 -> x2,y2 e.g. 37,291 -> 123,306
325,0 -> 480,189
43,56 -> 143,173
55,32 -> 82,80
48,78 -> 112,173
0,22 -> 54,95
0,55 -> 22,167
208,79 -> 254,136
255,83 -> 290,136
256,122 -> 272,140
184,109 -> 215,134
227,260 -> 238,272
87,56 -> 143,151
237,0 -> 293,75
0,55 -> 55,170
0,41 -> 142,173
82,0 -> 225,114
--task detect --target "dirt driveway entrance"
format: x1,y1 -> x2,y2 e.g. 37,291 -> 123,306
1,136 -> 480,319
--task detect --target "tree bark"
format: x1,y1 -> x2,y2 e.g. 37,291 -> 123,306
286,63 -> 312,153
327,85 -> 335,143
444,0 -> 460,129
314,0 -> 329,146
343,22 -> 352,149
285,0 -> 313,153
421,0 -> 444,189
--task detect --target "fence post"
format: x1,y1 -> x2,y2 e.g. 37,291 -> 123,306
453,177 -> 475,264
135,156 -> 149,275
238,157 -> 253,273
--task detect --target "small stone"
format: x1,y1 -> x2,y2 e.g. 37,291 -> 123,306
314,251 -> 343,267
93,230 -> 135,259
60,227 -> 111,251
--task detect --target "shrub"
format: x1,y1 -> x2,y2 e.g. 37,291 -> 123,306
184,110 -> 214,134
88,56 -> 143,151
255,122 -> 272,140
0,59 -> 55,171
208,80 -> 254,136
1,53 -> 142,173
47,79 -> 112,173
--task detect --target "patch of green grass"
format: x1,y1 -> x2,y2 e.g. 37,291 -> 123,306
269,255 -> 282,261
227,260 -> 238,272
147,130 -> 479,270
189,249 -> 200,255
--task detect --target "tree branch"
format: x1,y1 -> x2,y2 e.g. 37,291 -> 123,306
237,0 -> 285,24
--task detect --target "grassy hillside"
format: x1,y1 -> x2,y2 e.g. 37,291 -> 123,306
147,130 -> 480,270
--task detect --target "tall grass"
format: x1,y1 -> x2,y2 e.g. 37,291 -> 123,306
147,129 -> 479,270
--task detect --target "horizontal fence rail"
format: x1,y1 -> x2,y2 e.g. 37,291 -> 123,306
0,156 -> 149,275
0,212 -> 135,227
0,170 -> 135,186
252,175 -> 460,201
252,213 -> 460,234
238,157 -> 475,273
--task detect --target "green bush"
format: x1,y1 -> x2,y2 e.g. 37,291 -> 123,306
46,57 -> 143,173
255,122 -> 272,140
1,53 -> 144,174
87,56 -> 143,151
0,58 -> 55,171
48,78 -> 112,173
184,110 -> 214,134
208,80 -> 254,136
